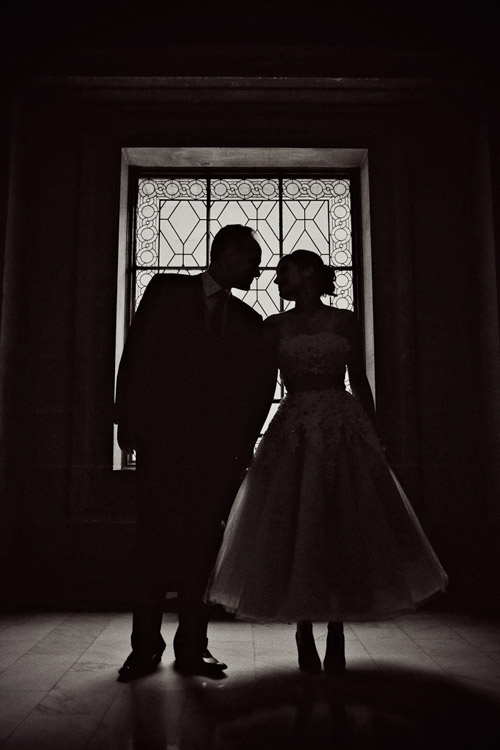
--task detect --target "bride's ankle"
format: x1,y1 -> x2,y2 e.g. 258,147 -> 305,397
297,620 -> 313,635
295,621 -> 321,672
324,621 -> 346,673
327,621 -> 343,635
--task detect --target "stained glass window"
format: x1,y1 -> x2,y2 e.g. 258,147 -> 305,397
127,174 -> 356,454
133,176 -> 354,313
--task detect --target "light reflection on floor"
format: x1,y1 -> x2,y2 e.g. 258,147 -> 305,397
0,609 -> 499,748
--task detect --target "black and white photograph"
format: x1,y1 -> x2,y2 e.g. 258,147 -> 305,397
1,2 -> 500,747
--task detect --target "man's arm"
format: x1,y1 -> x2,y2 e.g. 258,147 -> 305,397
240,314 -> 279,462
114,275 -> 166,452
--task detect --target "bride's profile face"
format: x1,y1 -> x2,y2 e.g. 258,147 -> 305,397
274,259 -> 304,300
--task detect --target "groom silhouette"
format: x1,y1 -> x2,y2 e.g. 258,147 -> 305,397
115,225 -> 276,680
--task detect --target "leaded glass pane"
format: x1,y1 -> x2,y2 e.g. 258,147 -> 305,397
209,199 -> 279,269
134,175 -> 353,313
210,178 -> 279,200
158,200 -> 207,268
208,179 -> 280,274
135,270 -> 157,308
236,269 -> 281,318
131,175 -> 355,417
282,178 -> 352,268
332,269 -> 354,310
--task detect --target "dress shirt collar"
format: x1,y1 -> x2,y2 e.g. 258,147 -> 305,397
201,270 -> 231,298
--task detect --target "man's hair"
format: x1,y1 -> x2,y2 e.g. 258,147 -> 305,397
210,224 -> 256,262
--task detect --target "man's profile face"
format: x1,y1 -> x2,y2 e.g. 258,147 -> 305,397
230,239 -> 262,291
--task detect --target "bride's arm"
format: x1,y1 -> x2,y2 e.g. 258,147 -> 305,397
240,313 -> 279,457
345,313 -> 379,433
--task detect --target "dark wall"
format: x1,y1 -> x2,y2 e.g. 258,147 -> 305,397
1,75 -> 499,610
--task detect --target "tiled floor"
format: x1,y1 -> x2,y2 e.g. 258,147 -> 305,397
0,609 -> 499,748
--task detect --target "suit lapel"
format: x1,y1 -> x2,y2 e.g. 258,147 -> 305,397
224,297 -> 257,356
224,296 -> 242,346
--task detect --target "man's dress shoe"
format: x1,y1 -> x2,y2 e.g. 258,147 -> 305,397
174,649 -> 228,677
117,649 -> 164,682
203,648 -> 228,670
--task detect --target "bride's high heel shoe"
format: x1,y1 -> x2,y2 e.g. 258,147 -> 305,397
295,622 -> 322,673
324,621 -> 346,673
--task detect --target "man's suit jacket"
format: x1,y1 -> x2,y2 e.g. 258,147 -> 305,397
115,273 -> 276,469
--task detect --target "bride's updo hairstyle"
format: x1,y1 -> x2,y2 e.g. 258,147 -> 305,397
288,250 -> 337,297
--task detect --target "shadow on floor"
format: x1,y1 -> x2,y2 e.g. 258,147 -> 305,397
177,667 -> 500,749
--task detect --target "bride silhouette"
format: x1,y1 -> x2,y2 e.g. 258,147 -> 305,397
206,249 -> 448,673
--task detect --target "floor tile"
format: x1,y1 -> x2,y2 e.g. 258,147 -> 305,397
87,686 -> 185,749
414,637 -> 488,656
33,667 -> 120,717
76,641 -> 130,667
2,714 -> 101,750
0,654 -> 76,691
359,636 -> 422,655
27,632 -> 96,657
0,609 -> 499,748
0,691 -> 48,742
207,620 -> 254,642
432,658 -> 500,681
0,643 -> 37,673
451,628 -> 500,651
0,618 -> 31,643
0,615 -> 67,643
52,616 -> 114,642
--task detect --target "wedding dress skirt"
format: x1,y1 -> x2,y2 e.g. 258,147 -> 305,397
206,386 -> 448,623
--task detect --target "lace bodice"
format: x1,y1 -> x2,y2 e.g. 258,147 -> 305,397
279,331 -> 350,392
256,316 -> 384,469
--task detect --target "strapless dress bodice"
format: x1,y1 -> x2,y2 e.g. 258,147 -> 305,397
278,331 -> 349,392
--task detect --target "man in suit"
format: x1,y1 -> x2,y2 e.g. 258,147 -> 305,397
115,224 -> 276,680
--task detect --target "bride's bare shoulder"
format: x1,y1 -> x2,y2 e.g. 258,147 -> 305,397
264,311 -> 299,342
327,306 -> 356,323
322,307 -> 359,339
325,306 -> 354,318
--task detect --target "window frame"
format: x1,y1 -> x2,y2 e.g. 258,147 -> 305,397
114,148 -> 374,470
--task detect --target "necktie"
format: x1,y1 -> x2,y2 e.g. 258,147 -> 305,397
208,289 -> 228,342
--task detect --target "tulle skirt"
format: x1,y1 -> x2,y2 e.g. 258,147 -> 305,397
206,388 -> 448,622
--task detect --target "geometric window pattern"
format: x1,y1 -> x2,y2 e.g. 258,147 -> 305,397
133,176 -> 353,314
131,175 -> 354,439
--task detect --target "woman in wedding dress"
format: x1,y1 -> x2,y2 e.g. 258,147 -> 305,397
206,250 -> 448,673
